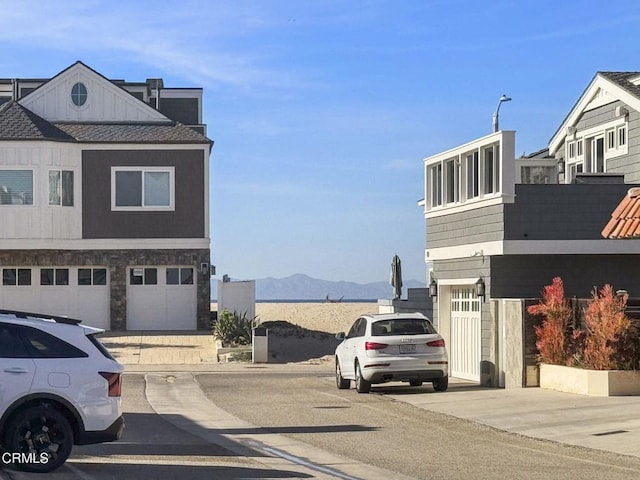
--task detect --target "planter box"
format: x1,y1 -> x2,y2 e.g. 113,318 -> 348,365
540,363 -> 640,396
214,339 -> 252,363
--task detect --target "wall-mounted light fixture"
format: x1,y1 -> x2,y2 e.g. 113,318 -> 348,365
429,278 -> 438,301
557,158 -> 565,175
475,276 -> 486,301
200,263 -> 209,275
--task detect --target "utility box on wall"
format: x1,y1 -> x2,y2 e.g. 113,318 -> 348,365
217,279 -> 256,321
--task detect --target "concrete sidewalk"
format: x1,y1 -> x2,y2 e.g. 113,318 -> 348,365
100,332 -> 640,459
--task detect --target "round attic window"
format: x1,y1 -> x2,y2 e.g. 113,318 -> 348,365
71,82 -> 87,106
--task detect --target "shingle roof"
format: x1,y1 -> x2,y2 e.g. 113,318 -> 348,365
0,101 -> 74,141
602,188 -> 640,239
52,122 -> 210,144
599,72 -> 640,100
0,100 -> 210,144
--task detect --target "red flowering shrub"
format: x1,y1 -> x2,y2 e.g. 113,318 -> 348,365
581,285 -> 635,370
529,278 -> 640,370
527,277 -> 572,365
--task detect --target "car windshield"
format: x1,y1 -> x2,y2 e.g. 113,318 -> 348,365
371,318 -> 436,336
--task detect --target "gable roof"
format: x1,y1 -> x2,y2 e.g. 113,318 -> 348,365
602,188 -> 640,239
19,61 -> 169,123
549,72 -> 640,156
0,100 -> 74,141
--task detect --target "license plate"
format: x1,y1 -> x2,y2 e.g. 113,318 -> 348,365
399,344 -> 416,354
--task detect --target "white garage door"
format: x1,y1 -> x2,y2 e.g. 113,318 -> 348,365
127,266 -> 196,330
450,287 -> 481,382
0,267 -> 110,330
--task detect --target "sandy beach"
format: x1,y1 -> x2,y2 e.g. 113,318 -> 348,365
212,301 -> 379,334
210,301 -> 379,363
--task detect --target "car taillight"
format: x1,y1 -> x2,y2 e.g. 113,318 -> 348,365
426,339 -> 445,347
100,372 -> 122,397
365,341 -> 388,350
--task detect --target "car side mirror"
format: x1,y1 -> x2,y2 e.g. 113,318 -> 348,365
335,332 -> 346,340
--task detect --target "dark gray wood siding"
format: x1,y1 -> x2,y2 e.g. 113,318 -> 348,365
491,254 -> 640,299
427,204 -> 504,249
82,149 -> 205,239
504,183 -> 631,240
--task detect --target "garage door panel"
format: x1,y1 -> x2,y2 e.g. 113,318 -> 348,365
450,287 -> 481,382
0,267 -> 110,330
127,266 -> 196,331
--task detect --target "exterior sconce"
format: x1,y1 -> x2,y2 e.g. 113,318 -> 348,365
429,278 -> 438,300
557,159 -> 565,175
475,277 -> 486,301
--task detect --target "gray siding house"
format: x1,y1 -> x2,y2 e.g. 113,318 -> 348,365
423,72 -> 640,387
0,62 -> 212,331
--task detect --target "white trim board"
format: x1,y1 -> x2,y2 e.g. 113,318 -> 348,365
426,239 -> 640,261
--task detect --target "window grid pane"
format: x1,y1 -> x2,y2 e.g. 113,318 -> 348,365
144,171 -> 170,206
0,170 -> 33,205
115,171 -> 142,206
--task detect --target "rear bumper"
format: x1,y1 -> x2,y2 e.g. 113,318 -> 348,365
76,415 -> 125,445
365,368 -> 447,384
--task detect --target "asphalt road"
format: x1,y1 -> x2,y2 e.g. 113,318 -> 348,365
195,370 -> 640,480
3,371 -> 640,480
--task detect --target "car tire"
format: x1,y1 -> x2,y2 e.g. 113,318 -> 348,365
409,380 -> 423,387
355,361 -> 371,394
336,359 -> 351,389
432,376 -> 449,392
5,404 -> 74,473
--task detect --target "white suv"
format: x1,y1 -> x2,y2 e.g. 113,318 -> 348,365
0,310 -> 124,473
335,313 -> 448,393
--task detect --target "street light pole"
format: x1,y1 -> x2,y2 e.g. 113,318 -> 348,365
492,94 -> 512,132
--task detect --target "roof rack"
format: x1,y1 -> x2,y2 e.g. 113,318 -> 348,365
0,309 -> 82,325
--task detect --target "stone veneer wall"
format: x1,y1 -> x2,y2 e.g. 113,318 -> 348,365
0,249 -> 211,331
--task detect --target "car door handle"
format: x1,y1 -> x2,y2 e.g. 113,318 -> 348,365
3,367 -> 30,374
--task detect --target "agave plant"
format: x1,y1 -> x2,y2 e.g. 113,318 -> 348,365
213,309 -> 259,346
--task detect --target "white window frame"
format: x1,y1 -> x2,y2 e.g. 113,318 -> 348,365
444,158 -> 459,205
111,166 -> 175,211
0,168 -> 35,206
429,163 -> 442,208
48,169 -> 74,207
483,144 -> 500,195
618,125 -> 627,147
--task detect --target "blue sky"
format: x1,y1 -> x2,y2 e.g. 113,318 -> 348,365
1,1 -> 638,283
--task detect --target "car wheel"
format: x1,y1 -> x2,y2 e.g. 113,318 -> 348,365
409,380 -> 423,387
354,361 -> 371,394
335,359 -> 351,389
5,405 -> 74,473
432,376 -> 449,392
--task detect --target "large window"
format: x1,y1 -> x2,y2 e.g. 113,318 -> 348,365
112,167 -> 174,210
445,159 -> 459,204
0,170 -> 33,205
49,170 -> 74,206
483,145 -> 499,194
466,151 -> 479,199
429,164 -> 442,208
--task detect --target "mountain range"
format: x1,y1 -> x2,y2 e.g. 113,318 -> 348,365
211,273 -> 426,301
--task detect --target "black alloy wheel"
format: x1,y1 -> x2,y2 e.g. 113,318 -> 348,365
5,405 -> 74,473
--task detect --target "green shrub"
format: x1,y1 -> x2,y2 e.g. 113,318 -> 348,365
213,309 -> 259,346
